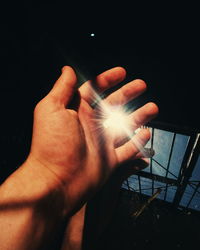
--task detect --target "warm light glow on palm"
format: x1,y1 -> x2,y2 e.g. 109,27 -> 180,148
102,106 -> 131,137
82,79 -> 155,159
96,98 -> 152,159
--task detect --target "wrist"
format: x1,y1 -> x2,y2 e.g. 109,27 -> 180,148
1,155 -> 66,219
0,156 -> 67,249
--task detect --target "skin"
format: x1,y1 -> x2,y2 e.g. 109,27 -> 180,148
0,66 -> 158,249
30,66 -> 158,211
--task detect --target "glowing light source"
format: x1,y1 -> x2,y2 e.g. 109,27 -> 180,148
103,111 -> 126,129
99,101 -> 153,158
102,106 -> 131,137
86,83 -> 154,159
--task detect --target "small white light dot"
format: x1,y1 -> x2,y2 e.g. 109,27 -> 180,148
90,33 -> 95,37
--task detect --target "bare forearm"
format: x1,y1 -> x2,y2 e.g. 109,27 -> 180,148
0,158 -> 65,250
61,205 -> 86,250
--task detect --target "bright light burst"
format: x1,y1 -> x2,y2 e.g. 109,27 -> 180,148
102,105 -> 131,137
85,81 -> 154,158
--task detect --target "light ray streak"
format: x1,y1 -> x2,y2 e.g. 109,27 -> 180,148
87,82 -> 154,159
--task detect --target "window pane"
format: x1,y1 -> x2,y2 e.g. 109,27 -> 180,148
190,154 -> 200,181
152,159 -> 166,176
127,175 -> 139,191
140,177 -> 152,196
180,185 -> 194,207
153,180 -> 165,200
188,188 -> 200,211
167,134 -> 190,179
153,129 -> 174,167
165,185 -> 177,202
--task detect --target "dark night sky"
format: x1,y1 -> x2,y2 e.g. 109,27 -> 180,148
0,2 -> 199,132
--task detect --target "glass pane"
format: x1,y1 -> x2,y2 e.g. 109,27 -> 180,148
180,185 -> 194,207
190,154 -> 200,181
142,165 -> 150,173
188,188 -> 200,211
153,129 -> 174,167
165,185 -> 177,202
140,177 -> 152,196
127,175 -> 139,191
167,134 -> 190,179
121,181 -> 128,189
153,180 -> 166,200
152,159 -> 166,176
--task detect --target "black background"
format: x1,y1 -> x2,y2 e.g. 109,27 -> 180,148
1,2 -> 199,130
1,2 -> 199,180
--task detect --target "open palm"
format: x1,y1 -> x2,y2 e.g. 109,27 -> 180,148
28,66 -> 158,213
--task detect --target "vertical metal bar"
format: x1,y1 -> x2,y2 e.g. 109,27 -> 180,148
138,175 -> 141,194
173,133 -> 200,208
126,179 -> 130,191
164,183 -> 168,201
164,133 -> 176,201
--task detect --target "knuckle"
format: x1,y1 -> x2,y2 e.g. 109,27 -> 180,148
34,97 -> 48,113
34,100 -> 43,114
34,94 -> 59,115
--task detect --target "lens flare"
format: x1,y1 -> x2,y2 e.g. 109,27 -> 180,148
102,106 -> 131,137
84,81 -> 154,158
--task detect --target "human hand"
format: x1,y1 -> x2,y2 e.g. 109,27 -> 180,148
26,66 -> 158,215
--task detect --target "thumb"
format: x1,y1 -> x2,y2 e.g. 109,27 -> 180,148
49,66 -> 77,106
